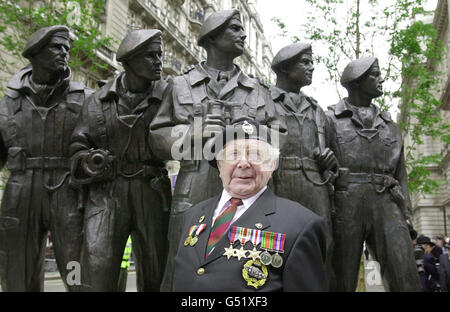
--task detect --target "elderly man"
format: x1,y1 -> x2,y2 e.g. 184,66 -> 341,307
0,25 -> 92,291
270,43 -> 337,288
326,57 -> 421,291
172,120 -> 327,292
150,9 -> 284,290
70,29 -> 171,291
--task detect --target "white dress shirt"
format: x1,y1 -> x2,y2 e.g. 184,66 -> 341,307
211,186 -> 267,227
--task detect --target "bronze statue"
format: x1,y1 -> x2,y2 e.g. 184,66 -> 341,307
150,9 -> 285,291
70,29 -> 171,291
0,25 -> 92,291
326,57 -> 421,291
269,42 -> 337,289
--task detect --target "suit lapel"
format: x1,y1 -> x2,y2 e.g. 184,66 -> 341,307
201,188 -> 276,266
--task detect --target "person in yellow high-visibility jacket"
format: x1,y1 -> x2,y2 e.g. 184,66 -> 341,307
118,236 -> 132,292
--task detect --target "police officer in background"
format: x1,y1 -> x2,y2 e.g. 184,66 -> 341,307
0,25 -> 92,291
118,236 -> 132,292
326,57 -> 421,291
416,236 -> 441,292
70,29 -> 171,291
150,9 -> 284,291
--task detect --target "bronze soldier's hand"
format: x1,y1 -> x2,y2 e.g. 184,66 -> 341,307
315,148 -> 338,172
203,113 -> 225,139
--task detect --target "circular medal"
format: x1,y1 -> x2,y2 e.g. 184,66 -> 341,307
184,235 -> 192,246
259,251 -> 272,266
189,235 -> 198,246
271,253 -> 283,268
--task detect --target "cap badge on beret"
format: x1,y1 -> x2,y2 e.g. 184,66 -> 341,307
242,121 -> 254,135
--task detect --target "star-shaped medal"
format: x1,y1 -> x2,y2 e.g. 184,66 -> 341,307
235,246 -> 248,261
248,247 -> 261,261
223,245 -> 235,260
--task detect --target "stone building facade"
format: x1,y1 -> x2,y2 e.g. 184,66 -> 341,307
86,0 -> 275,86
398,0 -> 450,237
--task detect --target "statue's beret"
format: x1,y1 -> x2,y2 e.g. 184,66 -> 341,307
198,9 -> 240,47
271,42 -> 312,71
116,29 -> 162,62
22,25 -> 70,59
340,57 -> 377,88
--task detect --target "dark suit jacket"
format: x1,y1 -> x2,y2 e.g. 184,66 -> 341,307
172,187 -> 328,292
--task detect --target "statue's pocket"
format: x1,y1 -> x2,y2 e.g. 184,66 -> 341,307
380,137 -> 397,147
336,130 -> 357,144
0,216 -> 20,278
1,182 -> 23,214
177,92 -> 194,105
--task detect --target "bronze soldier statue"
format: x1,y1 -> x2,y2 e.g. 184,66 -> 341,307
326,57 -> 421,291
0,25 -> 93,291
269,43 -> 337,288
150,9 -> 284,291
70,29 -> 171,291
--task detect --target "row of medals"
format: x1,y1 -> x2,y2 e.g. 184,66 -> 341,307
183,224 -> 284,268
223,242 -> 283,268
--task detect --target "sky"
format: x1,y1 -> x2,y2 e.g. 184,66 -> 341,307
255,0 -> 438,119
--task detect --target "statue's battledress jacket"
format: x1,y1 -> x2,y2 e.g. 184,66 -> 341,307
70,73 -> 171,291
269,86 -> 333,235
326,99 -> 421,291
269,86 -> 335,286
0,65 -> 92,291
150,61 -> 285,290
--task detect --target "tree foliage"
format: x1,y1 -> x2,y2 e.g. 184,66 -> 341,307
0,0 -> 115,95
272,0 -> 449,195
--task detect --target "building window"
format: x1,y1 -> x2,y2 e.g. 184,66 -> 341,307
189,3 -> 204,23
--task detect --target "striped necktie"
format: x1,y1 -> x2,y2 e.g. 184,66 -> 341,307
205,197 -> 243,258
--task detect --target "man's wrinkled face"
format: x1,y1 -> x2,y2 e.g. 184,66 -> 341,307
210,16 -> 246,57
33,35 -> 70,74
125,41 -> 163,81
359,61 -> 384,98
217,139 -> 277,199
285,52 -> 314,87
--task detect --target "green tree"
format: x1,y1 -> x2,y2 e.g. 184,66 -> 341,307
0,0 -> 115,96
272,0 -> 449,195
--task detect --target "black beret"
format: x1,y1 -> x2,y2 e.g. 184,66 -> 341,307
271,42 -> 312,71
22,25 -> 70,59
208,120 -> 272,168
116,29 -> 162,62
340,57 -> 377,88
198,9 -> 240,47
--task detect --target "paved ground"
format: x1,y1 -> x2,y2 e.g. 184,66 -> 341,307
1,258 -> 385,292
0,271 -> 138,292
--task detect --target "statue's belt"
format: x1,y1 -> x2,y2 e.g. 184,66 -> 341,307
7,156 -> 69,171
7,155 -> 166,177
335,170 -> 399,191
278,157 -> 319,172
115,163 -> 167,179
